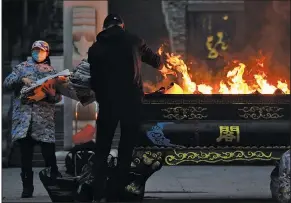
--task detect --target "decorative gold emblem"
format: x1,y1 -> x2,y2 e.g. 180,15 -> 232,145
142,151 -> 162,165
164,150 -> 277,165
133,151 -> 163,166
162,106 -> 208,120
238,106 -> 284,119
206,31 -> 228,59
125,183 -> 141,194
217,126 -> 240,143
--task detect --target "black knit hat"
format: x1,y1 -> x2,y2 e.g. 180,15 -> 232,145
103,14 -> 124,29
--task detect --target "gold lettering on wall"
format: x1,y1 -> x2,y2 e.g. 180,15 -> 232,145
205,31 -> 228,59
216,126 -> 240,143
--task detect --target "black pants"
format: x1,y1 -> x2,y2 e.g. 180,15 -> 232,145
19,134 -> 58,174
93,101 -> 142,200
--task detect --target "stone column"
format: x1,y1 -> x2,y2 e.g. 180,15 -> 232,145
63,1 -> 108,150
161,0 -> 188,56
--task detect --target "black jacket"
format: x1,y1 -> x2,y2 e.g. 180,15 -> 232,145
88,26 -> 162,104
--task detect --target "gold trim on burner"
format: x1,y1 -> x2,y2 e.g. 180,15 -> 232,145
238,106 -> 284,119
133,151 -> 163,166
162,106 -> 208,120
164,150 -> 278,165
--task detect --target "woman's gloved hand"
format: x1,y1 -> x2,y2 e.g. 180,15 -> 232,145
41,82 -> 62,103
41,81 -> 56,97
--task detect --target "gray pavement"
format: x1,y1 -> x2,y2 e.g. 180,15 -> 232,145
2,166 -> 274,202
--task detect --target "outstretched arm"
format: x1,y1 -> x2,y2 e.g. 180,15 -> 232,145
138,39 -> 175,78
139,39 -> 163,70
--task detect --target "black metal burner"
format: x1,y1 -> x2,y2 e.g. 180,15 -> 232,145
135,94 -> 290,165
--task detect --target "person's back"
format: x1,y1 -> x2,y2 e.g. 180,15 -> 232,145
88,14 -> 172,202
88,14 -> 168,106
89,26 -> 142,102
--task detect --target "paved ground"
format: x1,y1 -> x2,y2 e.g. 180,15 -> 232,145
2,166 -> 274,202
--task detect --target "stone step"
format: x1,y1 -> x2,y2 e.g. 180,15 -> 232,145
112,133 -> 120,149
31,152 -> 50,161
55,131 -> 64,135
31,160 -> 47,167
55,135 -> 64,140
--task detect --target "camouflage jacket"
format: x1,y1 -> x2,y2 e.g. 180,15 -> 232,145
3,59 -> 61,143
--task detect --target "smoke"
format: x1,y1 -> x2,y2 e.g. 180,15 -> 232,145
190,1 -> 291,85
244,1 -> 290,80
144,1 -> 290,93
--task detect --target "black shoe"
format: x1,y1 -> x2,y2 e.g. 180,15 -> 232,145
21,171 -> 34,198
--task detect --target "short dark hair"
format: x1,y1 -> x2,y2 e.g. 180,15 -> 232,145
103,14 -> 124,29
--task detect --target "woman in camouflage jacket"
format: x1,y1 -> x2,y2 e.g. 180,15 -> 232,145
3,40 -> 62,198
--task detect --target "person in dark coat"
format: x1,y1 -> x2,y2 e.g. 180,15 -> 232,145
88,14 -> 170,202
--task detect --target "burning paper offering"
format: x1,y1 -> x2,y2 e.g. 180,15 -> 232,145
145,46 -> 290,95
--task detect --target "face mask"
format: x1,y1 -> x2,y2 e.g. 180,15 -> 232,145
32,50 -> 47,62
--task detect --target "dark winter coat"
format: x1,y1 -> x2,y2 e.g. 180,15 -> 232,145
88,26 -> 162,105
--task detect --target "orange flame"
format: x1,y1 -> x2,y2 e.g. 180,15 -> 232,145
156,48 -> 290,95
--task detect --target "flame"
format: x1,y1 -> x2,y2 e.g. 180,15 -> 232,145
220,63 -> 255,94
197,84 -> 213,94
156,49 -> 290,94
165,53 -> 197,93
277,81 -> 290,94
